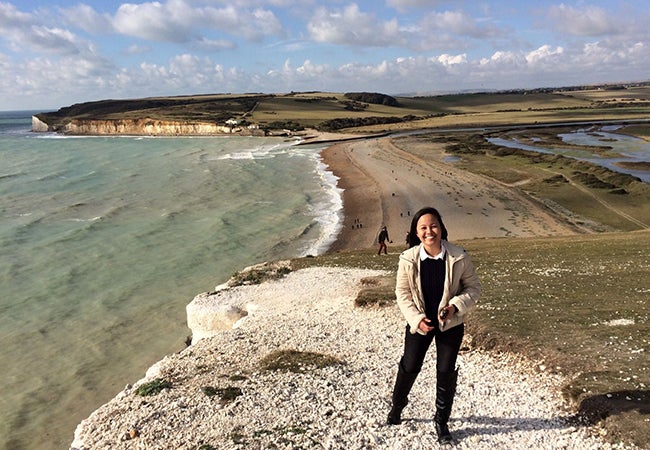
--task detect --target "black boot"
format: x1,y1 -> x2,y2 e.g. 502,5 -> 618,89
387,365 -> 418,425
434,368 -> 458,444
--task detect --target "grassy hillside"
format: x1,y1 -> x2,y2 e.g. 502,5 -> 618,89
290,230 -> 650,448
36,85 -> 650,133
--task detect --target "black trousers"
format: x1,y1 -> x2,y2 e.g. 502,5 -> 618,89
399,323 -> 464,375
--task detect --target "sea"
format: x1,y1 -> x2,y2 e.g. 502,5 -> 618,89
488,125 -> 650,183
0,111 -> 342,450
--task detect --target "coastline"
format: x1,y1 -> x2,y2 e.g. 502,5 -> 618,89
320,134 -> 577,254
68,132 -> 637,450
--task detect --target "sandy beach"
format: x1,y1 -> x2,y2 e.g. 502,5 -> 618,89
322,136 -> 576,253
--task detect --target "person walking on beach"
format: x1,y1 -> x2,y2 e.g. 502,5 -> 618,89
377,226 -> 390,255
387,207 -> 481,445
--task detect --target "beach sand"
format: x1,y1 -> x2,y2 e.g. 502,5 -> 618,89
322,136 -> 577,252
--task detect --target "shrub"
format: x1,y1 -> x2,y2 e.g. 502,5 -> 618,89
343,92 -> 399,106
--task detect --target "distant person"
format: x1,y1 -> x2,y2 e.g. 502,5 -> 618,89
387,207 -> 481,445
377,226 -> 391,255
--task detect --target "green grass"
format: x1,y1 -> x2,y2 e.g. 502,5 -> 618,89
619,124 -> 650,140
290,231 -> 650,448
135,378 -> 172,396
468,233 -> 650,448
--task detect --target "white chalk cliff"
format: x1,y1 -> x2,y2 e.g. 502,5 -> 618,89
31,116 -> 261,136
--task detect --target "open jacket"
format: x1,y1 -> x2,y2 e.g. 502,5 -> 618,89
395,241 -> 481,334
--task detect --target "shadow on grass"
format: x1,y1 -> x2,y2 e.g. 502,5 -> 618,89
577,390 -> 650,424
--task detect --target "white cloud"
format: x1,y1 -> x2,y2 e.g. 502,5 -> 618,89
195,37 -> 237,52
437,53 -> 467,65
306,5 -> 502,52
4,52 -> 114,106
199,4 -> 283,41
296,59 -> 328,77
3,32 -> 649,111
27,26 -> 81,54
60,4 -> 112,34
422,10 -> 498,39
2,0 -> 650,110
125,44 -> 152,55
548,4 -> 619,37
307,4 -> 402,47
525,45 -> 564,65
386,0 -> 450,12
113,2 -> 194,43
111,1 -> 283,43
480,51 -> 522,66
0,2 -> 31,31
0,3 -> 82,55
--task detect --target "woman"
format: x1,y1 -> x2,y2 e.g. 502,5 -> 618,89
387,207 -> 481,445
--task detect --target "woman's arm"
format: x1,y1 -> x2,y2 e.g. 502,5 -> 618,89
395,257 -> 427,333
449,256 -> 481,315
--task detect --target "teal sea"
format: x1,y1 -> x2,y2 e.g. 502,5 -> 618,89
0,112 -> 341,450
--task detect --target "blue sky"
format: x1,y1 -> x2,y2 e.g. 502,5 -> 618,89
1,0 -> 649,110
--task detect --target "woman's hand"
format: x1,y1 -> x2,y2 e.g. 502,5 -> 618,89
418,318 -> 435,333
439,305 -> 458,321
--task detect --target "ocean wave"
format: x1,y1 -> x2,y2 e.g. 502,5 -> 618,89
219,151 -> 256,160
65,217 -> 102,223
0,172 -> 25,181
99,204 -> 130,222
31,133 -> 87,139
11,216 -> 46,244
297,156 -> 344,256
37,171 -> 68,181
216,142 -> 300,161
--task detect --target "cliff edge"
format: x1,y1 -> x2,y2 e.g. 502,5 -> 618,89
69,265 -> 620,450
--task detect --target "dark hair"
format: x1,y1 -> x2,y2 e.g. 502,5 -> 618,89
406,207 -> 448,248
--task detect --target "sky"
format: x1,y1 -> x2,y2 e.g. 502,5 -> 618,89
1,0 -> 649,111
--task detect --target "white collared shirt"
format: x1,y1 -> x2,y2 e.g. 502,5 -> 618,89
419,243 -> 446,261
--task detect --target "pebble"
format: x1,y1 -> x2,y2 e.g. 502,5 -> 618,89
70,267 -> 637,450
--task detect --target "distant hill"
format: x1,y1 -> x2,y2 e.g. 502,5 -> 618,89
33,83 -> 650,135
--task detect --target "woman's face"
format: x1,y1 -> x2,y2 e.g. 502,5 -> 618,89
416,213 -> 442,252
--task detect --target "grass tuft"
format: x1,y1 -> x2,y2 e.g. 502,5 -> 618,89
260,349 -> 343,373
354,275 -> 396,307
201,386 -> 243,404
135,378 -> 172,396
230,262 -> 292,287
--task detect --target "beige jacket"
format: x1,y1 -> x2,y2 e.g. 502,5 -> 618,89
395,242 -> 481,334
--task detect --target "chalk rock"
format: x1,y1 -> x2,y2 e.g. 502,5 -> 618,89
186,291 -> 247,344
